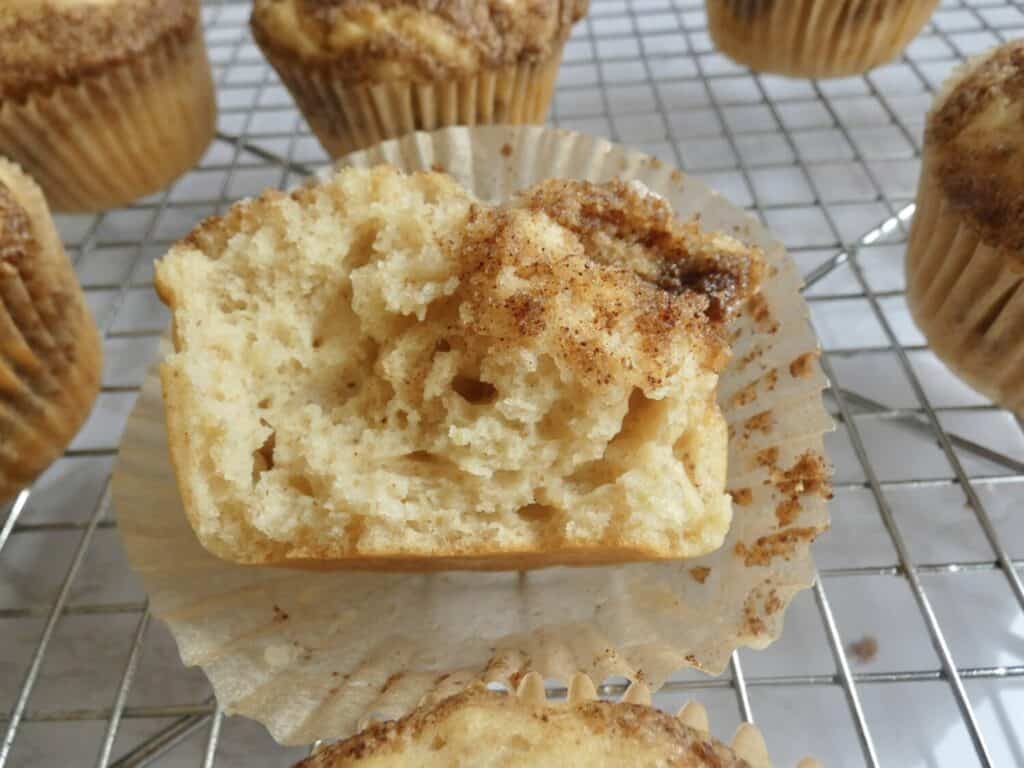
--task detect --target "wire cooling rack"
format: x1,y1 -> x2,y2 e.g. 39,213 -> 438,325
2,0 -> 1023,765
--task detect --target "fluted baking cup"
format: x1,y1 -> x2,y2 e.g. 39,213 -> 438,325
263,45 -> 564,158
0,20 -> 216,212
113,126 -> 831,744
706,0 -> 939,78
301,672 -> 823,768
0,159 -> 102,499
906,156 -> 1024,414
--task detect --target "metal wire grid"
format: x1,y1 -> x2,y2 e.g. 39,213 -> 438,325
1,0 -> 1023,765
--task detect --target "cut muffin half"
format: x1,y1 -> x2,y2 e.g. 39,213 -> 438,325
155,166 -> 762,569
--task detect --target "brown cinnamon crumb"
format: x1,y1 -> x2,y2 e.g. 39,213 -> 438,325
743,595 -> 767,635
775,498 -> 801,526
730,487 -> 753,506
735,526 -> 819,567
847,635 -> 879,664
755,447 -> 779,468
500,143 -> 513,158
730,380 -> 759,407
743,410 -> 773,434
773,451 -> 833,499
736,346 -> 764,371
769,452 -> 832,526
272,604 -> 289,622
789,352 -> 817,379
689,566 -> 711,583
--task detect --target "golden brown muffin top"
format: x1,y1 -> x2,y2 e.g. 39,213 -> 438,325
0,0 -> 199,103
927,40 -> 1024,252
250,0 -> 588,84
294,685 -> 753,767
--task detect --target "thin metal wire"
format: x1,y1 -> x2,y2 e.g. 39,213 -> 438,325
813,579 -> 881,767
834,389 -> 1024,474
0,483 -> 110,767
95,4 -> 259,762
108,711 -> 214,768
96,610 -> 153,768
728,653 -> 753,724
201,709 -> 223,768
818,351 -> 996,766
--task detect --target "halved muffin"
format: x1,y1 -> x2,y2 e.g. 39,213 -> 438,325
155,166 -> 762,569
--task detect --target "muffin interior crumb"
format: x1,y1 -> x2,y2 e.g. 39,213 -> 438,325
156,166 -> 762,565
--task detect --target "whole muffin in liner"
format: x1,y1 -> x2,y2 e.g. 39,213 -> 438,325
297,672 -> 823,767
0,158 -> 102,500
112,126 -> 832,744
706,0 -> 939,78
250,0 -> 586,158
0,0 -> 217,212
907,41 -> 1024,414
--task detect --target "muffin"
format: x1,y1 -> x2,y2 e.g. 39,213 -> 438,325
706,0 -> 939,78
295,673 -> 821,767
0,0 -> 217,212
154,165 -> 763,570
250,0 -> 587,158
906,42 -> 1024,414
0,159 -> 102,501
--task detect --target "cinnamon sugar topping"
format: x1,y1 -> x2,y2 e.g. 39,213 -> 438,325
251,0 -> 588,84
455,178 -> 764,384
0,0 -> 198,102
735,526 -> 819,567
928,40 -> 1024,252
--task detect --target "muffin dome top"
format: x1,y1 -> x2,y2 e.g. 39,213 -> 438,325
928,40 -> 1024,252
250,0 -> 588,84
0,0 -> 198,103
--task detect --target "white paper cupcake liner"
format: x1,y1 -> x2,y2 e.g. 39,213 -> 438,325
707,0 -> 939,77
264,44 -> 564,158
906,156 -> 1024,414
0,159 -> 102,499
113,126 -> 832,745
